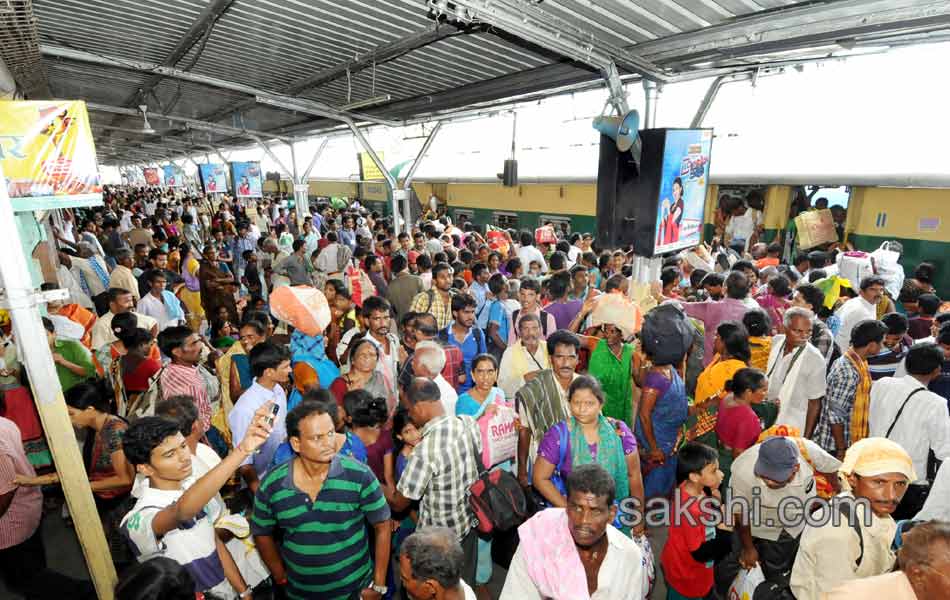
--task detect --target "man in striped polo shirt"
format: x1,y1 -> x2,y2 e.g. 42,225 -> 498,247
252,397 -> 391,600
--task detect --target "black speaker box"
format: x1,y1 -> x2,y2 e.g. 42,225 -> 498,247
595,128 -> 668,256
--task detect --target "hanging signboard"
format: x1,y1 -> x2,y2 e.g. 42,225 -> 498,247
143,167 -> 161,187
162,165 -> 184,188
231,161 -> 263,197
0,100 -> 103,210
198,163 -> 228,194
652,129 -> 712,255
358,151 -> 386,181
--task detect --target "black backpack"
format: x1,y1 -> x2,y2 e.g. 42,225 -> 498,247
640,303 -> 692,366
465,422 -> 528,534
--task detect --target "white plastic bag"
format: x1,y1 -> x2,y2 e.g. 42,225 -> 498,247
633,535 -> 655,599
728,566 -> 765,600
837,251 -> 874,291
870,242 -> 905,299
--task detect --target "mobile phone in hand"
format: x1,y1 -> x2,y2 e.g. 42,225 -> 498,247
266,403 -> 280,427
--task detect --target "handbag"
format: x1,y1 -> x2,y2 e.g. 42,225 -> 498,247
466,419 -> 529,534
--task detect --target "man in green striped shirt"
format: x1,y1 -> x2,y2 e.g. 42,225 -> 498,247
252,395 -> 391,600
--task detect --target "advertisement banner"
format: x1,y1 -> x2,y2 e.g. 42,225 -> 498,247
231,161 -> 263,197
358,151 -> 386,181
162,165 -> 184,188
653,129 -> 713,255
143,167 -> 161,187
199,163 -> 228,194
0,100 -> 102,209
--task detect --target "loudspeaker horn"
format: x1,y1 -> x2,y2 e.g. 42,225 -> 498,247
592,109 -> 640,153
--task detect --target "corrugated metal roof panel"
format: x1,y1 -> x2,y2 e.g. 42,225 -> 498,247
18,0 -> 950,164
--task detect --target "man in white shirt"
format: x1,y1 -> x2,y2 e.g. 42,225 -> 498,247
400,527 -> 477,600
498,316 -> 551,400
501,464 -> 643,600
766,307 -> 827,436
724,201 -> 761,251
412,341 -> 457,416
229,342 -> 291,495
567,233 -> 583,265
869,343 -> 950,481
136,270 -> 186,332
791,438 -> 916,600
91,288 -> 158,350
56,260 -> 94,310
516,231 -> 548,275
71,246 -> 111,298
108,248 -> 141,302
835,275 -> 886,353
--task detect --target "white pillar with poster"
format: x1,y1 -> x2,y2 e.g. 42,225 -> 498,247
0,164 -> 117,599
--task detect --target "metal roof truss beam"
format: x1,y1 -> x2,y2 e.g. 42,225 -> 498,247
84,102 -> 294,143
427,0 -> 671,82
40,45 -> 399,129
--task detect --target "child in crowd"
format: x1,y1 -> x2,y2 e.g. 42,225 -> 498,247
528,260 -> 543,278
660,442 -> 732,600
909,293 -> 941,339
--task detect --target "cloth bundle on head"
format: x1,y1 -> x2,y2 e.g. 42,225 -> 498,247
684,246 -> 714,273
838,437 -> 917,490
269,285 -> 331,337
588,292 -> 643,338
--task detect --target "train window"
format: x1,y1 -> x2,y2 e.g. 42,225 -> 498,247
493,212 -> 519,229
454,209 -> 474,225
539,215 -> 571,234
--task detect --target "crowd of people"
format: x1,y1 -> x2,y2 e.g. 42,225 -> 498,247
0,184 -> 948,600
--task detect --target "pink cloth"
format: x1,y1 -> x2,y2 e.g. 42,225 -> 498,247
683,298 -> 750,366
755,292 -> 789,334
0,417 -> 42,549
517,508 -> 590,600
161,363 -> 211,433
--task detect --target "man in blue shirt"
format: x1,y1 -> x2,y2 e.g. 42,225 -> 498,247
231,221 -> 256,280
229,341 -> 291,495
470,262 -> 492,330
440,293 -> 487,393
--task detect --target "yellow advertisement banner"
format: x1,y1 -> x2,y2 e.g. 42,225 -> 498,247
0,100 -> 102,208
358,151 -> 385,181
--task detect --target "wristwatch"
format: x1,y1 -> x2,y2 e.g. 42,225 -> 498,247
370,583 -> 388,595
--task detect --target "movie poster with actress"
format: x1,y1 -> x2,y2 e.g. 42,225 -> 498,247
162,165 -> 184,188
142,167 -> 162,187
199,163 -> 228,194
231,161 -> 263,198
653,129 -> 713,255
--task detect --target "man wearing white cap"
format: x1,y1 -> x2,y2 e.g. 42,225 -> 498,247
790,437 -> 916,600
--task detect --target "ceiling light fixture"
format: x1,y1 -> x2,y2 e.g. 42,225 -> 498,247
139,104 -> 156,134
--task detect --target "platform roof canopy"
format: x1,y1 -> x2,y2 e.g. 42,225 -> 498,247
2,0 -> 950,165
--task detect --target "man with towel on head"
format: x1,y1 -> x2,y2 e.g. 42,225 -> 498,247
790,437 -> 916,600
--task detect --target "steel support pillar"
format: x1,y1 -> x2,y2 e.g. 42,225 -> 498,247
690,75 -> 726,128
345,123 -> 399,227
251,136 -> 294,181
292,138 -> 330,222
400,122 -> 443,233
643,80 -> 661,129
